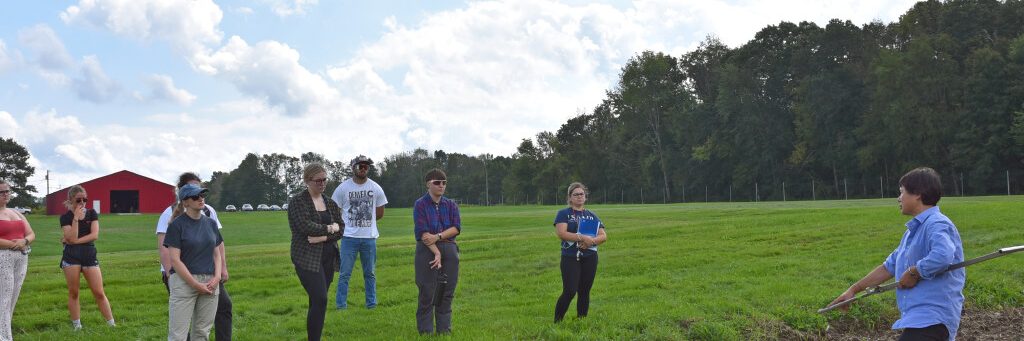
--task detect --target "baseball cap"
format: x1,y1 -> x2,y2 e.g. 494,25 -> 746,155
350,155 -> 374,168
178,183 -> 209,201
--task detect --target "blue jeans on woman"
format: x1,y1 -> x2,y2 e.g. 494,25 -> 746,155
336,237 -> 377,309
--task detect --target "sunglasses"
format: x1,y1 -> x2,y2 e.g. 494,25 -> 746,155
185,193 -> 206,201
356,163 -> 370,170
0,190 -> 10,195
75,198 -> 89,203
430,180 -> 447,186
309,178 -> 327,185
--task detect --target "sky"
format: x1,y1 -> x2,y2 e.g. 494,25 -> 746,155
0,0 -> 920,195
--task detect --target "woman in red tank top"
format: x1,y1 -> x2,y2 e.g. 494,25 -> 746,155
0,179 -> 36,341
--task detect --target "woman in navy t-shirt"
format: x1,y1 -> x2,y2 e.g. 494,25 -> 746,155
552,182 -> 608,322
59,185 -> 115,330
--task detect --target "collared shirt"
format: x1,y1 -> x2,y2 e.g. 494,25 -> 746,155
883,206 -> 964,340
413,193 -> 461,241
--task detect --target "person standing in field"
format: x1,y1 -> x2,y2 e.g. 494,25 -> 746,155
331,155 -> 388,310
413,169 -> 461,335
156,172 -> 232,340
59,185 -> 115,330
553,182 -> 608,323
164,183 -> 223,341
0,179 -> 35,341
829,167 -> 964,341
288,163 -> 343,341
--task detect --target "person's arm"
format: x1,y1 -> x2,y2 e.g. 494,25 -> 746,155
287,195 -> 330,237
413,200 -> 433,245
376,185 -> 388,220
899,222 -> 958,288
218,244 -> 228,283
376,206 -> 385,220
169,247 -> 213,294
158,233 -> 173,272
828,264 -> 894,312
206,242 -> 223,292
75,220 -> 100,244
427,243 -> 442,269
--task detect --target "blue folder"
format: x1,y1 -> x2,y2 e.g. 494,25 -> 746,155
577,218 -> 600,237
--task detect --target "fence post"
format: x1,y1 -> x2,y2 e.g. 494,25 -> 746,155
729,184 -> 732,202
844,178 -> 848,200
879,176 -> 883,199
783,181 -> 786,202
811,180 -> 815,201
1008,170 -> 1011,196
755,182 -> 759,202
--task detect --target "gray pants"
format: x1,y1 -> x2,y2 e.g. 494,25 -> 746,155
168,273 -> 219,341
0,250 -> 27,341
414,242 -> 459,334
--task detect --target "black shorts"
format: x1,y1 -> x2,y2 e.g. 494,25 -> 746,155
60,244 -> 100,269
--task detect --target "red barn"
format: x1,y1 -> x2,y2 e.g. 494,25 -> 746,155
46,170 -> 175,215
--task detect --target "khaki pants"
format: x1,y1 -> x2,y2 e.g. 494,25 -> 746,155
168,273 -> 219,341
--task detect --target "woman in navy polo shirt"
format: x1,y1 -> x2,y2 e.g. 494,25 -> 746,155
553,182 -> 607,322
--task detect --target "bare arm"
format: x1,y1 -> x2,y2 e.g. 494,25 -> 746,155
158,233 -> 172,272
376,206 -> 384,220
218,243 -> 228,282
206,242 -> 223,291
75,220 -> 100,244
828,264 -> 894,312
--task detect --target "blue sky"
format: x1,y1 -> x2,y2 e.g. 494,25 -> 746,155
0,0 -> 919,194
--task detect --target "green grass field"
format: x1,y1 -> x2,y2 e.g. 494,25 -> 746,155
10,196 -> 1024,340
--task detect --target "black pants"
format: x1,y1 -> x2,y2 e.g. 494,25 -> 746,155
555,253 -> 598,322
295,266 -> 335,341
899,323 -> 949,341
162,272 -> 232,340
414,242 -> 459,334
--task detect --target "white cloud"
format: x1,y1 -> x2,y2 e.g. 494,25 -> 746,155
0,40 -> 19,74
73,56 -> 120,103
193,36 -> 341,116
61,0 -> 223,57
17,109 -> 87,145
266,0 -> 318,17
137,74 -> 196,105
0,111 -> 19,137
233,6 -> 255,15
16,24 -> 73,70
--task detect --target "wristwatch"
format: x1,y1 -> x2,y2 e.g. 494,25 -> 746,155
437,233 -> 443,241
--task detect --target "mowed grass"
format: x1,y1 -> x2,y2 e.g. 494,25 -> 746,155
11,196 -> 1024,340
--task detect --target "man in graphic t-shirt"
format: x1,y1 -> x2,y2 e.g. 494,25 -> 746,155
330,155 -> 388,309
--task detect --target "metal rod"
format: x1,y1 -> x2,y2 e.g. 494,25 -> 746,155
818,245 -> 1024,314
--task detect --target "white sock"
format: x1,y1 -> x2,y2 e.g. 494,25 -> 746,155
71,319 -> 82,330
106,319 -> 116,327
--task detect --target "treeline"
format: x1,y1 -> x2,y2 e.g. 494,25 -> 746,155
208,0 -> 1024,208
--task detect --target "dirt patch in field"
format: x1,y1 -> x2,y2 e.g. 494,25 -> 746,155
726,307 -> 1024,340
823,307 -> 1024,340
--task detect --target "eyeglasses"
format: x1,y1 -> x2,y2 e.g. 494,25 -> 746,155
185,193 -> 206,201
309,178 -> 327,185
75,198 -> 89,203
571,192 -> 587,197
430,180 -> 447,186
356,163 -> 370,170
0,190 -> 10,195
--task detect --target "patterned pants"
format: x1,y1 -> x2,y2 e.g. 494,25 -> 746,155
0,250 -> 28,341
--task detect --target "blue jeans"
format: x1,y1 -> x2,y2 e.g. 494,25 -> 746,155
336,237 -> 377,308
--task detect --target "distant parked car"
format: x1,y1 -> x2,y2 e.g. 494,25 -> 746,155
257,204 -> 270,211
13,207 -> 31,214
281,203 -> 289,210
225,205 -> 237,212
270,204 -> 282,211
242,204 -> 254,212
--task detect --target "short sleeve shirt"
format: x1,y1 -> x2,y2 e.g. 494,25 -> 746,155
164,214 -> 223,275
554,207 -> 604,257
330,178 -> 388,238
60,209 -> 100,245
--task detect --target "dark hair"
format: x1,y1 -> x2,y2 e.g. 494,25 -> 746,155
424,169 -> 447,182
899,167 -> 942,206
177,172 -> 201,189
